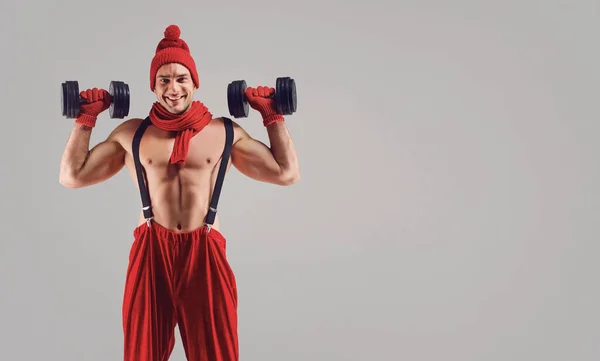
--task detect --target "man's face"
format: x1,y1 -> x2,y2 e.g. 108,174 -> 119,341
153,63 -> 197,114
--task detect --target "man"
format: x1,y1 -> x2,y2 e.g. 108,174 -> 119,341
58,24 -> 300,361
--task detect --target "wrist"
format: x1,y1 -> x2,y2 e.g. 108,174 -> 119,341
258,106 -> 284,126
262,113 -> 284,127
75,113 -> 97,128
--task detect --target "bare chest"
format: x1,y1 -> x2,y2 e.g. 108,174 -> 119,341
137,124 -> 227,171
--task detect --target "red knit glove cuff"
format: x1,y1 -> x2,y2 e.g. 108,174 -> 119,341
75,113 -> 97,128
263,113 -> 285,126
257,105 -> 284,126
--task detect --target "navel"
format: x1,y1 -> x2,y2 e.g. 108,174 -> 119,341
177,223 -> 182,230
206,158 -> 212,164
147,159 -> 153,164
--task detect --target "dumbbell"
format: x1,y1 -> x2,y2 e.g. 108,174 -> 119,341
61,80 -> 130,119
227,77 -> 297,118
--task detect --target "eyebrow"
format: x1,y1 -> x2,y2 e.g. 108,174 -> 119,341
158,74 -> 189,78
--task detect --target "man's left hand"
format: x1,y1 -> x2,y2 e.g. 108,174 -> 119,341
245,86 -> 284,126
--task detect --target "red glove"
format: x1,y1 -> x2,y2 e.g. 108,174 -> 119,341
245,86 -> 284,126
75,88 -> 111,127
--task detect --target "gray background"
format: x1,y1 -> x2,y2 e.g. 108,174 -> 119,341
1,0 -> 599,360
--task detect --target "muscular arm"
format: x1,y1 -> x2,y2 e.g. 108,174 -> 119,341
59,124 -> 126,188
231,121 -> 300,186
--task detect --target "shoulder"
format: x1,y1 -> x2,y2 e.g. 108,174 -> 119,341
209,116 -> 250,145
108,117 -> 144,135
106,117 -> 145,147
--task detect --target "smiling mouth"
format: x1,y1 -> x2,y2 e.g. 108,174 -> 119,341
166,95 -> 184,102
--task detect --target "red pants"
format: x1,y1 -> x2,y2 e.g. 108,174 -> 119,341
122,221 -> 239,361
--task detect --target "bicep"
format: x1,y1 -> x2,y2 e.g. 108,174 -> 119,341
74,138 -> 126,187
230,133 -> 283,184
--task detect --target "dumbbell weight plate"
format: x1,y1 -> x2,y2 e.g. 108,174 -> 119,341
288,78 -> 297,113
62,80 -> 71,118
227,81 -> 239,118
275,77 -> 285,115
227,80 -> 249,118
120,81 -> 131,118
239,80 -> 249,117
232,81 -> 241,118
71,81 -> 81,118
227,81 -> 235,117
61,82 -> 67,117
109,81 -> 130,119
275,77 -> 297,115
61,80 -> 81,119
109,81 -> 119,118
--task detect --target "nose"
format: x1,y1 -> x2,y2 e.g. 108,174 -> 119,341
167,81 -> 180,94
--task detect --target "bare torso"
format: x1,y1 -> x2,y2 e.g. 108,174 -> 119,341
115,117 -> 237,232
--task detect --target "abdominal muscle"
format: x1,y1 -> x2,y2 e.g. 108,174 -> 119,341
121,120 -> 230,233
136,169 -> 220,232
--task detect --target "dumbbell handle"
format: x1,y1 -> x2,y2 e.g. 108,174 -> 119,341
76,92 -> 113,104
242,89 -> 276,100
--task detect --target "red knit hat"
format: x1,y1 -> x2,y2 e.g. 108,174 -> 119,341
150,24 -> 199,91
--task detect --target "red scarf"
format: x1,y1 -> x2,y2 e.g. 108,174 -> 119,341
148,101 -> 213,166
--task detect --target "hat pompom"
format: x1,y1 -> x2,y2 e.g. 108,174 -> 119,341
164,25 -> 181,40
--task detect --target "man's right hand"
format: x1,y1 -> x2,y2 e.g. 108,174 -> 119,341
76,88 -> 112,128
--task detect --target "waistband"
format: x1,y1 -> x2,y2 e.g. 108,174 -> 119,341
133,220 -> 227,244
